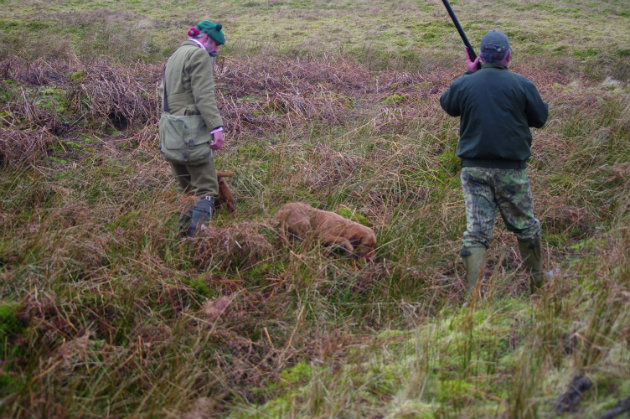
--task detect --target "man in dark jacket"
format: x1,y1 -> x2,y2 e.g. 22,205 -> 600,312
440,30 -> 549,295
159,20 -> 225,236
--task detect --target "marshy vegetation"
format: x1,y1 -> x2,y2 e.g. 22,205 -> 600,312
0,0 -> 628,418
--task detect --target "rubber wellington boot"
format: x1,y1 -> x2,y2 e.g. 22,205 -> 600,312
187,197 -> 214,237
518,239 -> 544,293
460,247 -> 486,293
178,212 -> 192,237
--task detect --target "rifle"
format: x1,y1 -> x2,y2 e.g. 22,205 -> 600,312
440,0 -> 479,63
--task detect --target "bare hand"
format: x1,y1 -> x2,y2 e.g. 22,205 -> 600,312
210,131 -> 224,150
466,49 -> 481,73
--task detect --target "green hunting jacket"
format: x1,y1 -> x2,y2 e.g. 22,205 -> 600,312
160,40 -> 223,131
440,63 -> 548,169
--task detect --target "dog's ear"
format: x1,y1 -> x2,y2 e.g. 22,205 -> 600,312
349,231 -> 374,247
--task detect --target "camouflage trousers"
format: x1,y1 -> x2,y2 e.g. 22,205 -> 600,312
461,167 -> 540,249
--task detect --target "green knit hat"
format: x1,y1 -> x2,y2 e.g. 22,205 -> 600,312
196,20 -> 225,45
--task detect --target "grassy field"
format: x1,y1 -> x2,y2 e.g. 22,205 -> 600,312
0,0 -> 629,418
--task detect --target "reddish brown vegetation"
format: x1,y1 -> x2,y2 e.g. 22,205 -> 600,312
0,127 -> 54,167
65,61 -> 160,129
194,222 -> 274,270
0,54 -> 590,166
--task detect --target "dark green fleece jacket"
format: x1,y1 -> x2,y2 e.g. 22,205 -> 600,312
440,63 -> 548,169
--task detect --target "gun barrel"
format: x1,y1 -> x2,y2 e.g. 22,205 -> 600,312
441,0 -> 477,60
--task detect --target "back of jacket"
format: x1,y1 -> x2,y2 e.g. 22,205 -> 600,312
160,40 -> 223,131
440,63 -> 548,168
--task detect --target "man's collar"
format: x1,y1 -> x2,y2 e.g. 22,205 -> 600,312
182,39 -> 205,49
187,38 -> 207,51
481,63 -> 508,70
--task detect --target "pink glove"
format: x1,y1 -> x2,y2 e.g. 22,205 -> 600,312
465,49 -> 481,73
210,131 -> 224,150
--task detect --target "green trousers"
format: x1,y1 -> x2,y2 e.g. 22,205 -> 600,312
169,155 -> 219,198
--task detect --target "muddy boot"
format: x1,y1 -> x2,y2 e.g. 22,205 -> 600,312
460,247 -> 486,294
187,196 -> 214,237
518,239 -> 544,293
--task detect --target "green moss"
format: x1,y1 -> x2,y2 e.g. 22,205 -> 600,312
37,85 -> 70,114
280,362 -> 311,385
336,207 -> 371,226
0,373 -> 25,397
71,69 -> 87,82
0,81 -> 20,104
190,276 -> 216,299
574,48 -> 598,58
0,301 -> 22,338
437,147 -> 460,176
383,93 -> 408,105
26,20 -> 52,30
438,379 -> 472,403
0,19 -> 21,31
108,210 -> 141,231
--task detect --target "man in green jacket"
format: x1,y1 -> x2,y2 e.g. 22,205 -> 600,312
440,30 -> 549,295
159,20 -> 225,236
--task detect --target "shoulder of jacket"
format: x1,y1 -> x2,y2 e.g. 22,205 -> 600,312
452,73 -> 471,84
174,42 -> 203,55
511,73 -> 538,90
450,72 -> 477,90
187,47 -> 211,63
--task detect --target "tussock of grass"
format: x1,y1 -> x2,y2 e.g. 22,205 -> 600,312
65,61 -> 160,130
0,127 -> 54,167
195,222 -> 275,271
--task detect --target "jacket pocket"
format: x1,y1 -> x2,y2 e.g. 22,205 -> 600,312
159,114 -> 213,164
